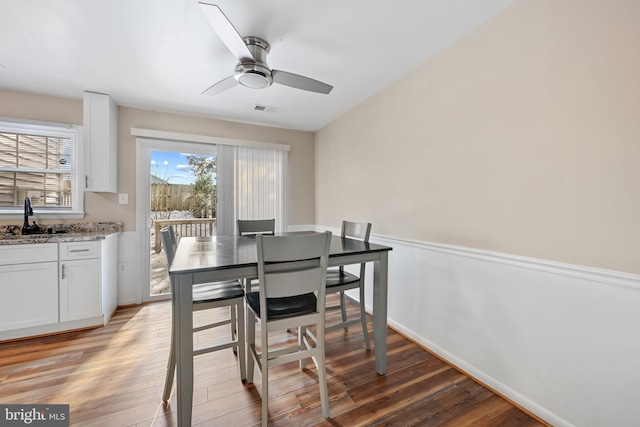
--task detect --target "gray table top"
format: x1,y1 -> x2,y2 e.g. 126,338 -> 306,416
170,232 -> 392,275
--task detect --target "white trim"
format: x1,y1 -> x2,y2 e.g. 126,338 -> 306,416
369,233 -> 640,292
287,224 -> 319,232
131,128 -> 290,151
0,116 -> 76,130
0,119 -> 85,218
307,224 -> 640,291
135,137 -> 220,303
135,140 -> 150,305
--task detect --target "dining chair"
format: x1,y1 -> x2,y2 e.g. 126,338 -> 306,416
245,231 -> 332,426
325,221 -> 372,349
237,218 -> 275,236
160,226 -> 246,405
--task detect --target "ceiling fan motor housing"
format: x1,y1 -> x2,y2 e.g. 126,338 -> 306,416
234,36 -> 273,89
234,62 -> 272,88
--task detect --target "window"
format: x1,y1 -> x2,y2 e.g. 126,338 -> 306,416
0,120 -> 83,218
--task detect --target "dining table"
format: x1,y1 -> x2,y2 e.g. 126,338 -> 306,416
168,232 -> 392,427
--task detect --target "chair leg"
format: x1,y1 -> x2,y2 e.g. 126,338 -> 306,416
231,304 -> 238,355
237,300 -> 246,381
246,308 -> 256,383
299,325 -> 307,369
359,284 -> 371,350
162,321 -> 176,404
261,327 -> 270,427
339,291 -> 348,331
315,322 -> 330,419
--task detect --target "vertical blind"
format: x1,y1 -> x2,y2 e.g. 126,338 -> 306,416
216,145 -> 287,235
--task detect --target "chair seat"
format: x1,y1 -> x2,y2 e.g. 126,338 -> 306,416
246,291 -> 317,320
193,280 -> 244,304
325,269 -> 359,288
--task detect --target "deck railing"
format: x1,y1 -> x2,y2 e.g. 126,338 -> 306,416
153,218 -> 217,253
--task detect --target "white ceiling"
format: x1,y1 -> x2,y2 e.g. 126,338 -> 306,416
0,0 -> 517,132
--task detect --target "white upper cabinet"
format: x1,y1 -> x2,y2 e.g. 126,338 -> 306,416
83,91 -> 118,193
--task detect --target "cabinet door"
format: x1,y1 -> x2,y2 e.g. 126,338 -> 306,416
0,262 -> 58,332
83,91 -> 117,193
60,259 -> 101,322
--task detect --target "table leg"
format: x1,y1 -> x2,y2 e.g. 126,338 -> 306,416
372,251 -> 388,375
174,274 -> 194,427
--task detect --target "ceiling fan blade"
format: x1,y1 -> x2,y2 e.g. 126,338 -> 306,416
198,2 -> 254,61
272,70 -> 333,94
202,75 -> 238,96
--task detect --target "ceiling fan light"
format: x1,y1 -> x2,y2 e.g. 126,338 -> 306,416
238,72 -> 271,89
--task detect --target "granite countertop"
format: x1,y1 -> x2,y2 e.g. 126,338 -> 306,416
0,222 -> 123,245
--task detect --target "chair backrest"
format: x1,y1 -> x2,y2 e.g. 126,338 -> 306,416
167,225 -> 178,247
341,220 -> 371,241
256,232 -> 332,308
237,219 -> 275,236
340,221 -> 371,275
160,226 -> 177,266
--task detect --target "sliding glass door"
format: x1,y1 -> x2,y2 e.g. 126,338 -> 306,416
136,136 -> 288,303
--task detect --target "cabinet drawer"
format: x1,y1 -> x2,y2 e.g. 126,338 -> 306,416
0,244 -> 57,265
59,241 -> 100,260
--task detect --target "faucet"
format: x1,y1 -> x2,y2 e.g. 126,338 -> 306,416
22,197 -> 40,234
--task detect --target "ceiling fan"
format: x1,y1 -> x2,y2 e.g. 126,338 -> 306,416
198,2 -> 333,96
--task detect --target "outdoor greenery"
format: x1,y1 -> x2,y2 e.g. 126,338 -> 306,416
186,154 -> 216,218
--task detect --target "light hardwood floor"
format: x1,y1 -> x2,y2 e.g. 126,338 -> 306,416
0,297 -> 546,426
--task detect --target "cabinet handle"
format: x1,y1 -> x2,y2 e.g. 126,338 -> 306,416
69,249 -> 91,253
85,175 -> 89,189
61,264 -> 66,279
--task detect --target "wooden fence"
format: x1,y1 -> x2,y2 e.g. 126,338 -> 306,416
151,183 -> 193,212
153,218 -> 217,253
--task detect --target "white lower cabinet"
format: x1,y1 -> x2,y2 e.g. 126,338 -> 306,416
59,241 -> 101,322
0,246 -> 59,332
60,258 -> 101,322
0,263 -> 59,331
0,236 -> 118,341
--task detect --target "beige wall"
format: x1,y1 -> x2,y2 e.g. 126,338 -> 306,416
315,0 -> 640,274
0,89 -> 316,231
